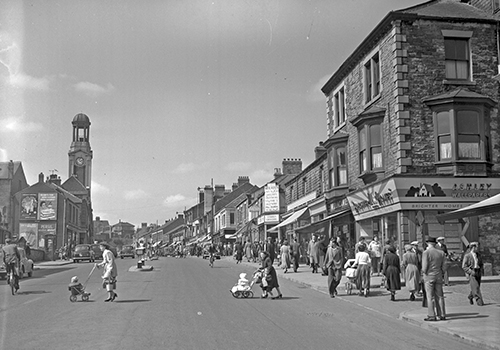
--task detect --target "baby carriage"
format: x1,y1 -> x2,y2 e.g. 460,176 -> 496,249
230,270 -> 262,298
68,265 -> 95,302
344,259 -> 357,295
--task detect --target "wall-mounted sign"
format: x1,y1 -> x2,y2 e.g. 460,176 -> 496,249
38,193 -> 57,220
20,194 -> 38,219
264,183 -> 280,212
347,177 -> 500,221
19,223 -> 38,247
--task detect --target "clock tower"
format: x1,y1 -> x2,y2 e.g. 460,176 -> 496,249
68,113 -> 93,193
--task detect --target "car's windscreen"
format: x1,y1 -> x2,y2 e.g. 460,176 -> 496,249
75,246 -> 89,252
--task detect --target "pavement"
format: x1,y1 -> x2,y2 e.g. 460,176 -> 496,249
35,257 -> 500,349
225,257 -> 500,350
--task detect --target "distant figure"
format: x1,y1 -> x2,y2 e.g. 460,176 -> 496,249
462,242 -> 484,306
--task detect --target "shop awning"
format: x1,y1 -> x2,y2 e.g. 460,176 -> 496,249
268,208 -> 309,232
295,209 -> 351,235
437,193 -> 500,223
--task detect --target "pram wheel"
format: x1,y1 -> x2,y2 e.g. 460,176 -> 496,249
70,295 -> 77,302
231,291 -> 238,298
243,291 -> 254,298
82,294 -> 90,302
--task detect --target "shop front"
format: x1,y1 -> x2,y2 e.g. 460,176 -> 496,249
347,176 -> 500,257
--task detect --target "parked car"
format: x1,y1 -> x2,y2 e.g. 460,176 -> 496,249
18,247 -> 34,278
0,246 -> 34,279
72,244 -> 95,263
119,245 -> 135,259
90,244 -> 103,260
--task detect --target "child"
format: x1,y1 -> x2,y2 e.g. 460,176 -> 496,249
68,276 -> 84,296
231,273 -> 250,294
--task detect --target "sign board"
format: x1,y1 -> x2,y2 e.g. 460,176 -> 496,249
264,183 -> 280,212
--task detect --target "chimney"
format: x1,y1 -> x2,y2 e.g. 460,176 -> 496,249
204,185 -> 214,215
198,189 -> 204,203
177,213 -> 184,219
314,142 -> 327,160
38,172 -> 44,183
274,168 -> 282,179
237,176 -> 250,187
96,216 -> 101,221
8,160 -> 14,179
141,222 -> 147,228
232,183 -> 238,191
47,174 -> 62,186
282,158 -> 302,175
214,184 -> 225,199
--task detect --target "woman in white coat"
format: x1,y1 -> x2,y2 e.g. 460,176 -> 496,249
96,242 -> 118,302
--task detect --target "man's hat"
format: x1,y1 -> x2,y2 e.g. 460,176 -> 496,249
469,242 -> 479,247
437,236 -> 445,241
410,241 -> 418,245
426,236 -> 437,243
5,238 -> 11,244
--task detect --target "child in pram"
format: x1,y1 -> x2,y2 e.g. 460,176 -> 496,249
344,259 -> 357,295
68,276 -> 91,302
231,271 -> 259,298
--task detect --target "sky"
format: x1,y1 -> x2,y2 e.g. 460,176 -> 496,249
0,0 -> 424,228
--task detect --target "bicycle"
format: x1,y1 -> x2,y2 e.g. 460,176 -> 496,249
6,263 -> 19,295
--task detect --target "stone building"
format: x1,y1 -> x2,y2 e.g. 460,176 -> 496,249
320,0 -> 500,271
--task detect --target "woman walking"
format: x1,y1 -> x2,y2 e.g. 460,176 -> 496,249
383,246 -> 401,301
353,244 -> 371,297
244,240 -> 253,262
280,240 -> 291,273
402,244 -> 421,301
260,251 -> 283,299
96,242 -> 118,302
368,236 -> 382,276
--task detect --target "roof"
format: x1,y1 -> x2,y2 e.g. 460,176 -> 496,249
62,175 -> 88,193
321,0 -> 498,95
401,0 -> 498,20
423,88 -> 497,106
214,182 -> 259,214
0,161 -> 22,179
72,113 -> 91,126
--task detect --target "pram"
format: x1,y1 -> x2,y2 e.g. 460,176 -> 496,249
230,269 -> 262,298
68,265 -> 95,302
344,259 -> 357,295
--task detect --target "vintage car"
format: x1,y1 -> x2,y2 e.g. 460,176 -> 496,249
72,244 -> 95,263
119,245 -> 135,259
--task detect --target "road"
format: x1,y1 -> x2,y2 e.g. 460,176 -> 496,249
0,256 -> 483,350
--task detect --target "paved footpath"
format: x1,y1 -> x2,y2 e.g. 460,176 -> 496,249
224,257 -> 500,350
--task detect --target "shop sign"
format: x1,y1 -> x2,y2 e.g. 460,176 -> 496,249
347,177 -> 500,221
265,214 -> 279,223
264,183 -> 280,212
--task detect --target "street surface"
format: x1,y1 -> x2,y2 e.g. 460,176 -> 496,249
0,257 -> 490,350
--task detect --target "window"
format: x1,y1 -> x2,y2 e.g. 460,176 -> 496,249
327,137 -> 348,189
334,87 -> 346,128
425,89 -> 494,173
359,123 -> 383,173
230,212 -> 235,225
364,52 -> 381,104
444,38 -> 469,80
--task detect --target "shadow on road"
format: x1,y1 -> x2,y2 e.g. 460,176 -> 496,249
30,267 -> 76,279
16,290 -> 51,295
446,312 -> 489,320
113,299 -> 151,303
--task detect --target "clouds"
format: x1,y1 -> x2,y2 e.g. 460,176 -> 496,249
162,194 -> 196,209
0,116 -> 43,133
171,162 -> 208,174
74,81 -> 115,97
91,181 -> 110,195
124,189 -> 149,200
224,161 -> 251,172
307,73 -> 331,103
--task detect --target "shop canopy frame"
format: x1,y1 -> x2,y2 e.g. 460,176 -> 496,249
295,209 -> 351,236
267,207 -> 309,232
437,192 -> 500,223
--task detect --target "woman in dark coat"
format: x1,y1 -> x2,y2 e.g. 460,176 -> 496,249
260,251 -> 282,299
382,245 -> 401,301
234,241 -> 243,264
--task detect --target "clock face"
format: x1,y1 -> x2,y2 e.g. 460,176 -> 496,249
76,157 -> 85,166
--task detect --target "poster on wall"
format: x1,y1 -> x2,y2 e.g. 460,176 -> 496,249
38,193 -> 57,220
264,183 -> 280,212
19,223 -> 38,247
38,222 -> 56,248
20,194 -> 38,219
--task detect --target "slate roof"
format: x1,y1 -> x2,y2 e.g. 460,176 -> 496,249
400,0 -> 498,21
213,182 -> 259,214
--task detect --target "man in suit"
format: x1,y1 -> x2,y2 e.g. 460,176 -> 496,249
422,236 -> 446,321
436,236 -> 450,286
462,242 -> 484,306
290,238 -> 302,273
323,238 -> 343,298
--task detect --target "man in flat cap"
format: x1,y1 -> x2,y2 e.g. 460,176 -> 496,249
462,242 -> 484,306
436,237 -> 449,286
422,236 -> 446,321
